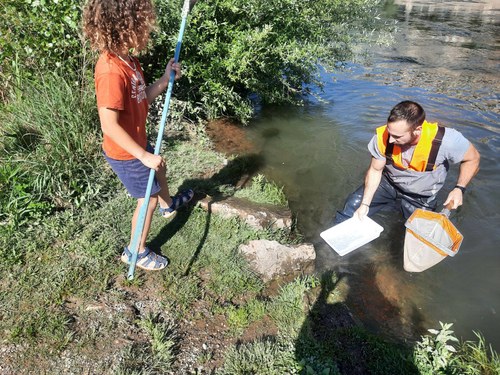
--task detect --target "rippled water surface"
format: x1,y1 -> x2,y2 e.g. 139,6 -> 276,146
245,0 -> 500,348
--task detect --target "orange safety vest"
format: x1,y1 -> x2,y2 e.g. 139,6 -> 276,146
376,121 -> 445,172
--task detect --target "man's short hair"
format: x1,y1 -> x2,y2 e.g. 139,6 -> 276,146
387,101 -> 426,130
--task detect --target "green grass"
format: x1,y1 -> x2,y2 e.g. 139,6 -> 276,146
234,173 -> 288,207
135,314 -> 178,373
0,72 -> 112,205
217,339 -> 302,375
457,333 -> 500,374
268,275 -> 319,339
1,132 -> 498,373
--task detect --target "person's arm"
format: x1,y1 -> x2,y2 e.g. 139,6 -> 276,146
145,58 -> 182,104
355,157 -> 386,219
444,143 -> 480,209
98,107 -> 164,170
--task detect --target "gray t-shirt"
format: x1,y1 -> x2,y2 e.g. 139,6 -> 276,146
367,127 -> 470,197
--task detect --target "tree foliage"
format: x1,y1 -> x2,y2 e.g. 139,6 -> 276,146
0,0 -> 84,98
145,0 -> 390,123
1,0 -> 389,122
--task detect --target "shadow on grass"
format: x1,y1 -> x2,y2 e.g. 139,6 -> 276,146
149,153 -> 264,275
295,269 -> 422,374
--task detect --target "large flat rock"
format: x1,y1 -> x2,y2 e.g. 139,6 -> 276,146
198,196 -> 293,231
239,239 -> 316,282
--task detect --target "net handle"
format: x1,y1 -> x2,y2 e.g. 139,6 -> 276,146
440,200 -> 454,217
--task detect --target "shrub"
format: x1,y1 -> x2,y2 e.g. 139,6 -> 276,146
147,0 -> 391,123
0,0 -> 85,98
413,322 -> 460,374
1,0 -> 390,124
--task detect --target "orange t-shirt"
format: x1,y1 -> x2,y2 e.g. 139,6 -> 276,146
95,51 -> 149,160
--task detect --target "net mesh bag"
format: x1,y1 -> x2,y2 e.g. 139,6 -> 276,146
403,209 -> 463,272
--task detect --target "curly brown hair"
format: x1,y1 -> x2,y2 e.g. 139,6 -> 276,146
82,0 -> 156,54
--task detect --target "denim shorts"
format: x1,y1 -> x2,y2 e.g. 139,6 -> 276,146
103,144 -> 161,199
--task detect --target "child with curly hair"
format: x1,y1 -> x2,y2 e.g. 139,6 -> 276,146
83,0 -> 193,271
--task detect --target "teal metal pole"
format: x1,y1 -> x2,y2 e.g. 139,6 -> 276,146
128,0 -> 193,279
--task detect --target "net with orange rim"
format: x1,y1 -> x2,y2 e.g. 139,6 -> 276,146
405,209 -> 463,257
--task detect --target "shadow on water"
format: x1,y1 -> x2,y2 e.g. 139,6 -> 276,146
148,153 -> 264,276
295,270 -> 421,374
322,207 -> 430,342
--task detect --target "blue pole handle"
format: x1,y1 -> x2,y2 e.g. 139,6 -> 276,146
127,0 -> 192,280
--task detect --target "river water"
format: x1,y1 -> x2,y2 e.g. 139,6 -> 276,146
244,0 -> 500,348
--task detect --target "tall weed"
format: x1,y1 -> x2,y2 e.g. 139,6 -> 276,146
413,322 -> 459,374
456,332 -> 500,375
115,315 -> 178,374
412,322 -> 500,374
0,72 -> 115,210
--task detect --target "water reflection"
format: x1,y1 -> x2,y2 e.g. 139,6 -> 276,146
246,0 -> 500,349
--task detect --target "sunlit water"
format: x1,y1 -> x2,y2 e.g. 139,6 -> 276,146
245,0 -> 500,348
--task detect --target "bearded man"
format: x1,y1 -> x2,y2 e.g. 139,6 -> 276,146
335,100 -> 480,223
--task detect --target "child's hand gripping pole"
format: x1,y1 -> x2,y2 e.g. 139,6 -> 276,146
127,0 -> 197,280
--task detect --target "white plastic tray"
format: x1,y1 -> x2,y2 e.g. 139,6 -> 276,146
320,216 -> 384,256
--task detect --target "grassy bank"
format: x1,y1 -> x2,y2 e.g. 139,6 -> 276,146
1,74 -> 498,375
1,139 -> 498,374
